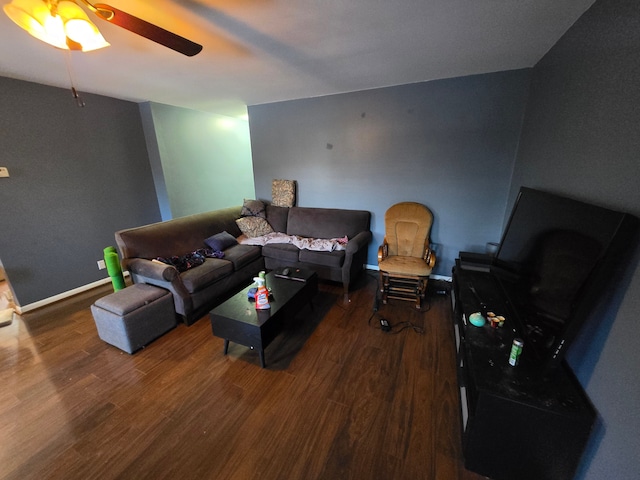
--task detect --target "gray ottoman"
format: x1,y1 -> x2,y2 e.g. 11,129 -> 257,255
91,283 -> 176,353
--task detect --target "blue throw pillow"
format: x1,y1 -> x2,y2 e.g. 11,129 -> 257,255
205,231 -> 238,251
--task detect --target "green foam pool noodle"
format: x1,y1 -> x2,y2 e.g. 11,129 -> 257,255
110,273 -> 126,291
104,250 -> 122,277
104,247 -> 125,291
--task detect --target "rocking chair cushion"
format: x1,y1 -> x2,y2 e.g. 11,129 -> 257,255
379,256 -> 433,277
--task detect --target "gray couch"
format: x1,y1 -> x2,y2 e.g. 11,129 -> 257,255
261,205 -> 372,300
115,205 -> 372,325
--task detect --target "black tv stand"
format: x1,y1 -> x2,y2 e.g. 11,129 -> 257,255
452,256 -> 595,480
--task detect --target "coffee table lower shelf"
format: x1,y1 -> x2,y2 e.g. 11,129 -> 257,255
209,269 -> 318,368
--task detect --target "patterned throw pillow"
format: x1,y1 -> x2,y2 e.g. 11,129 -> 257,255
241,199 -> 266,218
236,216 -> 274,238
272,179 -> 296,207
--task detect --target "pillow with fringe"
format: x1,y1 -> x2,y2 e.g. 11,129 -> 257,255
236,216 -> 274,238
241,198 -> 266,218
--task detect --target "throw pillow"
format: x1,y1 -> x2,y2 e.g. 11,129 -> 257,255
236,216 -> 274,238
204,231 -> 238,251
272,179 -> 296,207
241,198 -> 266,218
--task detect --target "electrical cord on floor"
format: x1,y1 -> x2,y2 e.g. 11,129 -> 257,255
368,290 -> 424,335
365,270 -> 428,334
368,315 -> 425,335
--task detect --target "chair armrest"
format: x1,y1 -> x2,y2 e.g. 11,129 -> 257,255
346,231 -> 373,254
378,240 -> 388,263
424,246 -> 436,268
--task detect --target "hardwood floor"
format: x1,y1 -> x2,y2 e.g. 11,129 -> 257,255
0,273 -> 486,480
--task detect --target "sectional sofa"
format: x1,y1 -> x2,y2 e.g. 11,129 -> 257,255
115,204 -> 372,325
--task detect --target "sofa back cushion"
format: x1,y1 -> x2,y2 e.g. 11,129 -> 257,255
286,207 -> 370,239
116,207 -> 243,260
266,205 -> 289,233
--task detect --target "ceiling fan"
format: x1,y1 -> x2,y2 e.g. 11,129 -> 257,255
4,0 -> 203,56
83,1 -> 203,56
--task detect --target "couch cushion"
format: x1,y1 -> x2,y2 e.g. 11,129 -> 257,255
287,207 -> 371,239
265,205 -> 289,233
298,249 -> 345,268
115,207 -> 244,260
262,243 -> 300,263
222,244 -> 262,271
180,258 -> 233,293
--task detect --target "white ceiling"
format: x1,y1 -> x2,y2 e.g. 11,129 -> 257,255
0,0 -> 596,117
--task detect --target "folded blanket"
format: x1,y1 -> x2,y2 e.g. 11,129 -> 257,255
240,232 -> 348,252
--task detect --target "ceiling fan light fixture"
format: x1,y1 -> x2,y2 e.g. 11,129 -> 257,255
3,0 -> 109,52
4,0 -> 54,43
42,9 -> 66,47
58,1 -> 108,51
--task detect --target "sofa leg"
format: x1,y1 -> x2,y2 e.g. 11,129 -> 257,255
342,283 -> 351,304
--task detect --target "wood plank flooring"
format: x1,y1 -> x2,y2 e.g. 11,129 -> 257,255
0,273 -> 486,480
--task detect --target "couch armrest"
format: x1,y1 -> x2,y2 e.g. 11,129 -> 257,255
340,231 -> 372,299
127,258 -> 179,282
126,258 -> 192,319
346,231 -> 372,254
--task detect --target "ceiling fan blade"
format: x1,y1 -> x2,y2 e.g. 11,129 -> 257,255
92,3 -> 203,56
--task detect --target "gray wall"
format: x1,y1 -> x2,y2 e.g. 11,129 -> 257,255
510,1 -> 640,478
0,77 -> 160,307
247,1 -> 640,474
2,0 -> 635,475
140,102 -> 255,220
249,69 -> 531,276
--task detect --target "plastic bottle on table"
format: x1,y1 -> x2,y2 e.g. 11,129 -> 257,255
254,276 -> 270,309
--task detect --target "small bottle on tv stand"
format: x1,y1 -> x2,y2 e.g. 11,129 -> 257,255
509,338 -> 524,366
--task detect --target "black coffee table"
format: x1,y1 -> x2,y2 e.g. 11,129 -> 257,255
209,268 -> 318,368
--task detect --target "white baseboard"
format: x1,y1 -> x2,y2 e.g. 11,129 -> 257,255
365,264 -> 452,282
16,273 -> 129,314
429,274 -> 452,282
16,266 -> 451,314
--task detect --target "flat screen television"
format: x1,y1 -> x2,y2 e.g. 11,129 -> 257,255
491,187 -> 638,372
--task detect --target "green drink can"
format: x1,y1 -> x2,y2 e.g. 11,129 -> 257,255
509,338 -> 524,366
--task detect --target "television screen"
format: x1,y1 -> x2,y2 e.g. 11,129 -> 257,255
492,187 -> 637,371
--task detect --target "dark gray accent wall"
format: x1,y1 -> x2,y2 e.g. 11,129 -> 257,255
249,70 -> 531,276
510,1 -> 640,478
0,76 -> 160,307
